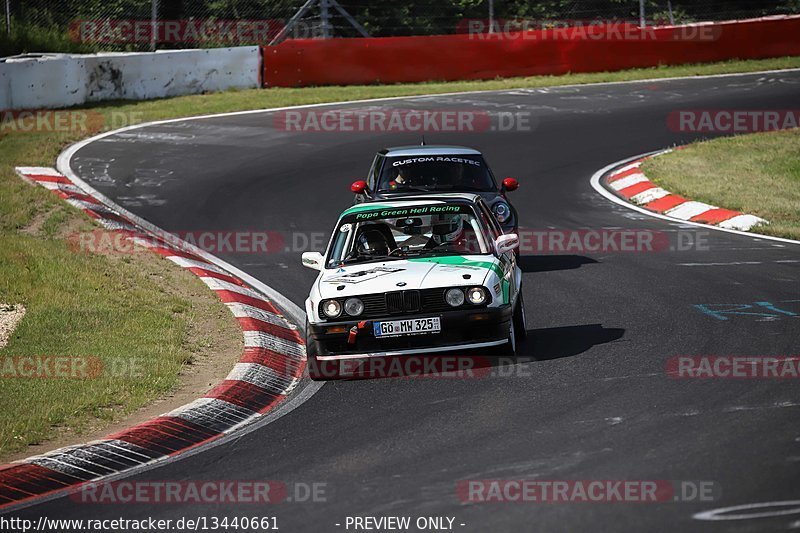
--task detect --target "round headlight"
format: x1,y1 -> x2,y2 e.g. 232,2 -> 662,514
321,299 -> 342,318
492,202 -> 511,224
344,297 -> 364,316
445,288 -> 465,307
466,287 -> 487,305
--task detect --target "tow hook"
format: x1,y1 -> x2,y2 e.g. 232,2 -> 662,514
347,320 -> 369,345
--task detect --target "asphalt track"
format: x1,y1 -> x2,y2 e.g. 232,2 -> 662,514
10,71 -> 800,531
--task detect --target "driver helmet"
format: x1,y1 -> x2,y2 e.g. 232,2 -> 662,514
356,228 -> 390,256
431,214 -> 466,246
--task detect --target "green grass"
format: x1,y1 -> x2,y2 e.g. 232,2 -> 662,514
1,55 -> 799,458
642,129 -> 800,240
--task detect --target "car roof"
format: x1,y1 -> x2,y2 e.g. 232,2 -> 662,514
340,193 -> 482,217
381,145 -> 483,157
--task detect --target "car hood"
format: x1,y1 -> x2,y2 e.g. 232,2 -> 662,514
316,255 -> 497,298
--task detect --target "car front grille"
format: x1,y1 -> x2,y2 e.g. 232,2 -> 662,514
318,287 -> 489,320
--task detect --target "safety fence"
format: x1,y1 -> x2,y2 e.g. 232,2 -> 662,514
261,15 -> 800,87
2,1 -> 798,57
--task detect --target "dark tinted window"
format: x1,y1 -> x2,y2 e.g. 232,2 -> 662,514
377,154 -> 496,193
366,155 -> 383,190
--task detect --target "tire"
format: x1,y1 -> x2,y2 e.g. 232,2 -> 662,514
499,315 -> 517,357
305,319 -> 328,381
513,291 -> 527,341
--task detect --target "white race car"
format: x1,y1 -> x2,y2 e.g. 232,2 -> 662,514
302,194 -> 525,378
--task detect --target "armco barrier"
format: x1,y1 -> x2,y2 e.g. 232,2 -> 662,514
0,47 -> 261,110
262,16 -> 800,87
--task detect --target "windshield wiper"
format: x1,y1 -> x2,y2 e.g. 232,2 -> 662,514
338,254 -> 402,266
379,186 -> 434,193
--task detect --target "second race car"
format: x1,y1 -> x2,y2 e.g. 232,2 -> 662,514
349,145 -> 520,234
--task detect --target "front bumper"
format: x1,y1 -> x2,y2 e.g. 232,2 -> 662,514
307,305 -> 512,358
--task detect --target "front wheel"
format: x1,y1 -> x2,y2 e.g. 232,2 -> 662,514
499,317 -> 517,357
305,319 -> 331,381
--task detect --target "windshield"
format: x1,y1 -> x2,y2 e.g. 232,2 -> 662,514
326,203 -> 490,268
377,155 -> 496,193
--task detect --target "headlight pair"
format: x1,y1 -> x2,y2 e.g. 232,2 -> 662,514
446,287 -> 487,307
321,298 -> 363,318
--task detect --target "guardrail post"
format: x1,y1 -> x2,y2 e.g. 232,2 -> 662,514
639,0 -> 646,28
151,0 -> 159,51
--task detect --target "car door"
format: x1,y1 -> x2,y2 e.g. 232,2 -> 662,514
477,200 -> 519,306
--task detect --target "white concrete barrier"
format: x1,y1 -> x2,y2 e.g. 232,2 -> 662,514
0,47 -> 260,110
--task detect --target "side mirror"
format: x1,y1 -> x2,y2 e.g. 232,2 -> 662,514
351,180 -> 368,194
301,251 -> 324,271
495,233 -> 519,255
502,177 -> 519,192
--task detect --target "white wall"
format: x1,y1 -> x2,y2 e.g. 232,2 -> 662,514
0,47 -> 260,110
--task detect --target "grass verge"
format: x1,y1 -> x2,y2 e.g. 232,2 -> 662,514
642,129 -> 800,240
1,55 -> 799,458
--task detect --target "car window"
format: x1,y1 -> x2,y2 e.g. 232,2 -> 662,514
366,155 -> 383,190
326,204 -> 489,267
377,155 -> 497,193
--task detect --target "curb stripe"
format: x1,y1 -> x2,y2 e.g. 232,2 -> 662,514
237,317 -> 303,343
109,417 -> 219,455
629,186 -> 670,205
608,162 -> 643,179
690,207 -> 742,224
601,151 -> 769,233
609,172 -> 649,191
201,277 -> 270,302
241,347 -> 305,376
166,256 -> 229,276
167,398 -> 257,434
226,362 -> 300,393
617,180 -> 656,198
55,191 -> 103,205
187,267 -> 246,286
227,302 -> 296,330
244,331 -> 305,359
3,167 -> 306,510
644,194 -> 688,212
664,201 -> 717,220
205,380 -> 283,413
217,291 -> 281,315
718,214 -> 767,231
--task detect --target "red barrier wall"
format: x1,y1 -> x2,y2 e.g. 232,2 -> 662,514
262,16 -> 800,87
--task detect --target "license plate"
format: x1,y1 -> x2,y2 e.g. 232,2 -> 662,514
373,317 -> 441,337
